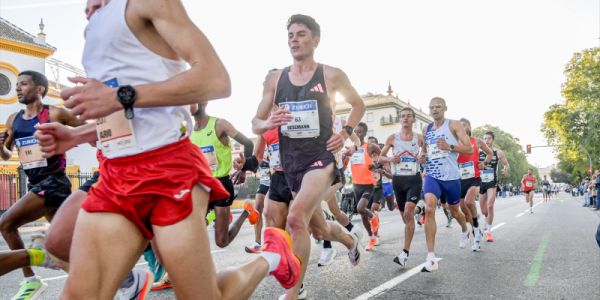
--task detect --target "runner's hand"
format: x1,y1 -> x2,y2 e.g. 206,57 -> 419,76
233,153 -> 245,171
502,169 -> 509,177
0,130 -> 7,147
436,139 -> 450,151
264,106 -> 292,131
231,170 -> 246,185
327,133 -> 344,152
392,154 -> 401,164
61,77 -> 121,121
418,153 -> 427,164
34,123 -> 79,158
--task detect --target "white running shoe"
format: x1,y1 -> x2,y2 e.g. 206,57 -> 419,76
393,251 -> 409,267
472,240 -> 481,252
348,227 -> 362,266
459,231 -> 469,249
421,259 -> 439,272
318,247 -> 336,267
474,227 -> 482,243
116,269 -> 153,300
278,284 -> 307,300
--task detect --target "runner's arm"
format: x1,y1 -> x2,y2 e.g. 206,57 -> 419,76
35,122 -> 98,158
447,120 -> 473,154
329,67 -> 364,140
497,149 -> 510,176
218,119 -> 257,172
253,135 -> 266,164
477,138 -> 493,165
378,134 -> 394,163
0,113 -> 17,160
51,107 -> 86,127
419,128 -> 428,163
252,70 -> 291,135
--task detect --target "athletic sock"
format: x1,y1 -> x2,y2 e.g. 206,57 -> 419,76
261,252 -> 281,273
26,248 -> 45,267
403,249 -> 409,256
345,222 -> 354,232
323,240 -> 332,248
472,217 -> 479,228
427,252 -> 436,261
25,275 -> 38,282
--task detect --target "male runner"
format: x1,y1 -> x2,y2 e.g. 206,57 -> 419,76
522,169 -> 536,213
36,0 -> 300,298
456,118 -> 492,252
252,14 -> 365,299
349,123 -> 381,251
190,103 -> 260,247
379,107 -> 424,267
0,70 -> 84,299
478,131 -> 510,241
541,175 -> 551,203
419,97 -> 473,272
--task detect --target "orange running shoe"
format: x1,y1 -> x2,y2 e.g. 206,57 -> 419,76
263,227 -> 301,289
485,231 -> 494,242
245,202 -> 260,225
419,214 -> 426,225
370,212 -> 380,233
365,237 -> 376,251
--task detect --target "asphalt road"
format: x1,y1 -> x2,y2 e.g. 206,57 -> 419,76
1,192 -> 598,299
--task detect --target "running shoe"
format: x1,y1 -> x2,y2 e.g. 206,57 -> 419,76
263,227 -> 301,289
318,246 -> 336,267
421,259 -> 439,272
116,269 -> 153,300
472,240 -> 481,252
348,227 -> 362,266
245,242 -> 262,254
245,202 -> 260,225
151,273 -> 172,291
418,214 -> 426,226
11,277 -> 47,300
459,231 -> 470,249
278,284 -> 307,300
474,228 -> 483,243
485,231 -> 494,242
143,249 -> 171,291
374,236 -> 381,246
370,212 -> 380,233
365,237 -> 376,251
393,251 -> 408,267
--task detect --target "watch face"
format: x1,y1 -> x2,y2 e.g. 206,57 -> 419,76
118,86 -> 136,104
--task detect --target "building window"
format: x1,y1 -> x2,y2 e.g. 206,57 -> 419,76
0,74 -> 10,96
367,112 -> 373,122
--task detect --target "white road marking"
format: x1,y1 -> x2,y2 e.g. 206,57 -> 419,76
491,222 -> 505,231
42,250 -> 226,282
352,258 -> 443,300
516,212 -> 525,218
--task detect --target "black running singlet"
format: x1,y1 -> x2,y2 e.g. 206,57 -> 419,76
275,64 -> 333,173
479,148 -> 498,183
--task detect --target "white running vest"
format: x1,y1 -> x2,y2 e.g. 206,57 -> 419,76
392,132 -> 420,176
82,0 -> 192,158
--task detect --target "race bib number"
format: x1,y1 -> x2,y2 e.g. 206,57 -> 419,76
200,145 -> 218,171
98,78 -> 137,155
259,167 -> 270,185
481,169 -> 495,183
268,143 -> 281,169
427,142 -> 449,160
15,136 -> 47,170
350,148 -> 365,165
525,181 -> 533,188
96,111 -> 137,155
459,161 -> 475,179
280,100 -> 320,138
393,157 -> 418,176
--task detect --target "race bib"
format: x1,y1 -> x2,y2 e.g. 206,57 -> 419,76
200,145 -> 218,171
481,169 -> 495,183
268,143 -> 281,169
98,78 -> 137,155
526,181 -> 533,188
96,111 -> 137,156
15,136 -> 47,170
459,161 -> 475,179
350,148 -> 365,165
259,167 -> 270,185
427,142 -> 449,160
393,156 -> 418,176
280,100 -> 320,138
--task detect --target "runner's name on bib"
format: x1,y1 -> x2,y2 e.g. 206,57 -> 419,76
200,145 -> 218,171
525,181 -> 533,188
98,78 -> 137,156
279,100 -> 320,138
427,142 -> 449,160
459,161 -> 476,179
481,169 -> 495,183
393,157 -> 418,176
350,148 -> 365,165
15,136 -> 47,170
268,143 -> 281,168
259,167 -> 270,184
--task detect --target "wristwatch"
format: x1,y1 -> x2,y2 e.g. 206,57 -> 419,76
116,85 -> 137,120
343,125 -> 354,136
449,144 -> 455,152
